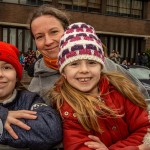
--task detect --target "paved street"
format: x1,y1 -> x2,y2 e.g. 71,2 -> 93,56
21,70 -> 32,89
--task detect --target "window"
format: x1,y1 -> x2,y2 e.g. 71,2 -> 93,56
58,0 -> 73,9
73,0 -> 87,11
1,0 -> 19,3
2,27 -> 36,53
20,0 -> 27,4
99,34 -> 143,63
18,29 -> 23,52
24,30 -> 31,52
10,28 -> 17,45
106,0 -> 143,19
88,0 -> 101,13
131,0 -> 142,18
3,28 -> 8,42
26,0 -> 43,5
41,0 -> 52,5
58,0 -> 101,13
106,0 -> 118,14
0,0 -> 52,5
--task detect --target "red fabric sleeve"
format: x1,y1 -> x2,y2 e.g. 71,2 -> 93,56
63,118 -> 93,150
109,97 -> 150,150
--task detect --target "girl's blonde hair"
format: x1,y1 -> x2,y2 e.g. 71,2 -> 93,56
49,71 -> 147,133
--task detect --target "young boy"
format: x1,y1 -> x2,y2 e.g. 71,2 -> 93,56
0,42 -> 62,150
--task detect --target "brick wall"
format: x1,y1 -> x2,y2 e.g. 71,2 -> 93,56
67,10 -> 149,36
0,2 -> 150,50
0,3 -> 34,24
0,2 -> 150,36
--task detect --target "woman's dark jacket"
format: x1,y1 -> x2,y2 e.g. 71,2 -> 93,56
0,90 -> 62,150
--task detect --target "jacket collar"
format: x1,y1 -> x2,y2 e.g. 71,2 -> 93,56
99,76 -> 110,95
2,89 -> 17,105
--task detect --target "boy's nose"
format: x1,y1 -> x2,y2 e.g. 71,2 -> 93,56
0,69 -> 4,77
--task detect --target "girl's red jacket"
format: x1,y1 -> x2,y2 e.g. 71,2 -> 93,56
60,77 -> 150,150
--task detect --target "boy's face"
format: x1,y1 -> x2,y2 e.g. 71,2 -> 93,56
62,59 -> 102,96
0,61 -> 17,102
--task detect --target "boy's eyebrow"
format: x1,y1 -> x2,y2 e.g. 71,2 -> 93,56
0,61 -> 9,65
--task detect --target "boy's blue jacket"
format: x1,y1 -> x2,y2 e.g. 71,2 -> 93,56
0,90 -> 62,150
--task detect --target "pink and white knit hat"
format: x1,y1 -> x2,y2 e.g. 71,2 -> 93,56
58,22 -> 105,72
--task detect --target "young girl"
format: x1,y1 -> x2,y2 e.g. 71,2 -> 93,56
0,42 -> 62,149
49,22 -> 150,150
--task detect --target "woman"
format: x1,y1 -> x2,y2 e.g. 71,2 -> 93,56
27,5 -> 69,102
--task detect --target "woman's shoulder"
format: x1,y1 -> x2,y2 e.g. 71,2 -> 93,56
34,58 -> 59,75
104,57 -> 118,70
34,58 -> 44,69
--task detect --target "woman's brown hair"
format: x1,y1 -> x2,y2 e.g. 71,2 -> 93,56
28,4 -> 70,36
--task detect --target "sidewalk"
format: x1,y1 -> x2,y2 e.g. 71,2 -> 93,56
21,70 -> 32,89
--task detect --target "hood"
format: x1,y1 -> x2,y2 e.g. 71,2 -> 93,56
34,58 -> 59,77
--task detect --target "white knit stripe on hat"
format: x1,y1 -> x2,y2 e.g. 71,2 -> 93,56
59,54 -> 104,73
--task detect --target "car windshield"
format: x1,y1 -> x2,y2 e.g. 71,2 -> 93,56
128,67 -> 150,80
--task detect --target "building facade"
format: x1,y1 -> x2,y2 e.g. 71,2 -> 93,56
0,0 -> 150,63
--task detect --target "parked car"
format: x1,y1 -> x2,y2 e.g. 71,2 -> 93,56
120,65 -> 150,96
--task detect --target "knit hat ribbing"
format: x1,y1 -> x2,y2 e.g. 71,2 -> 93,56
58,22 -> 104,72
0,42 -> 22,80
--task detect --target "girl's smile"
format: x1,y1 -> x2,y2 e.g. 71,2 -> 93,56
63,59 -> 102,96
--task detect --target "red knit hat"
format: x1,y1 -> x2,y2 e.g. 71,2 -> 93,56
9,43 -> 20,57
0,42 -> 22,80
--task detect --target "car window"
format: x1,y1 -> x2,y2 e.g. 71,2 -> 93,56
128,67 -> 150,80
